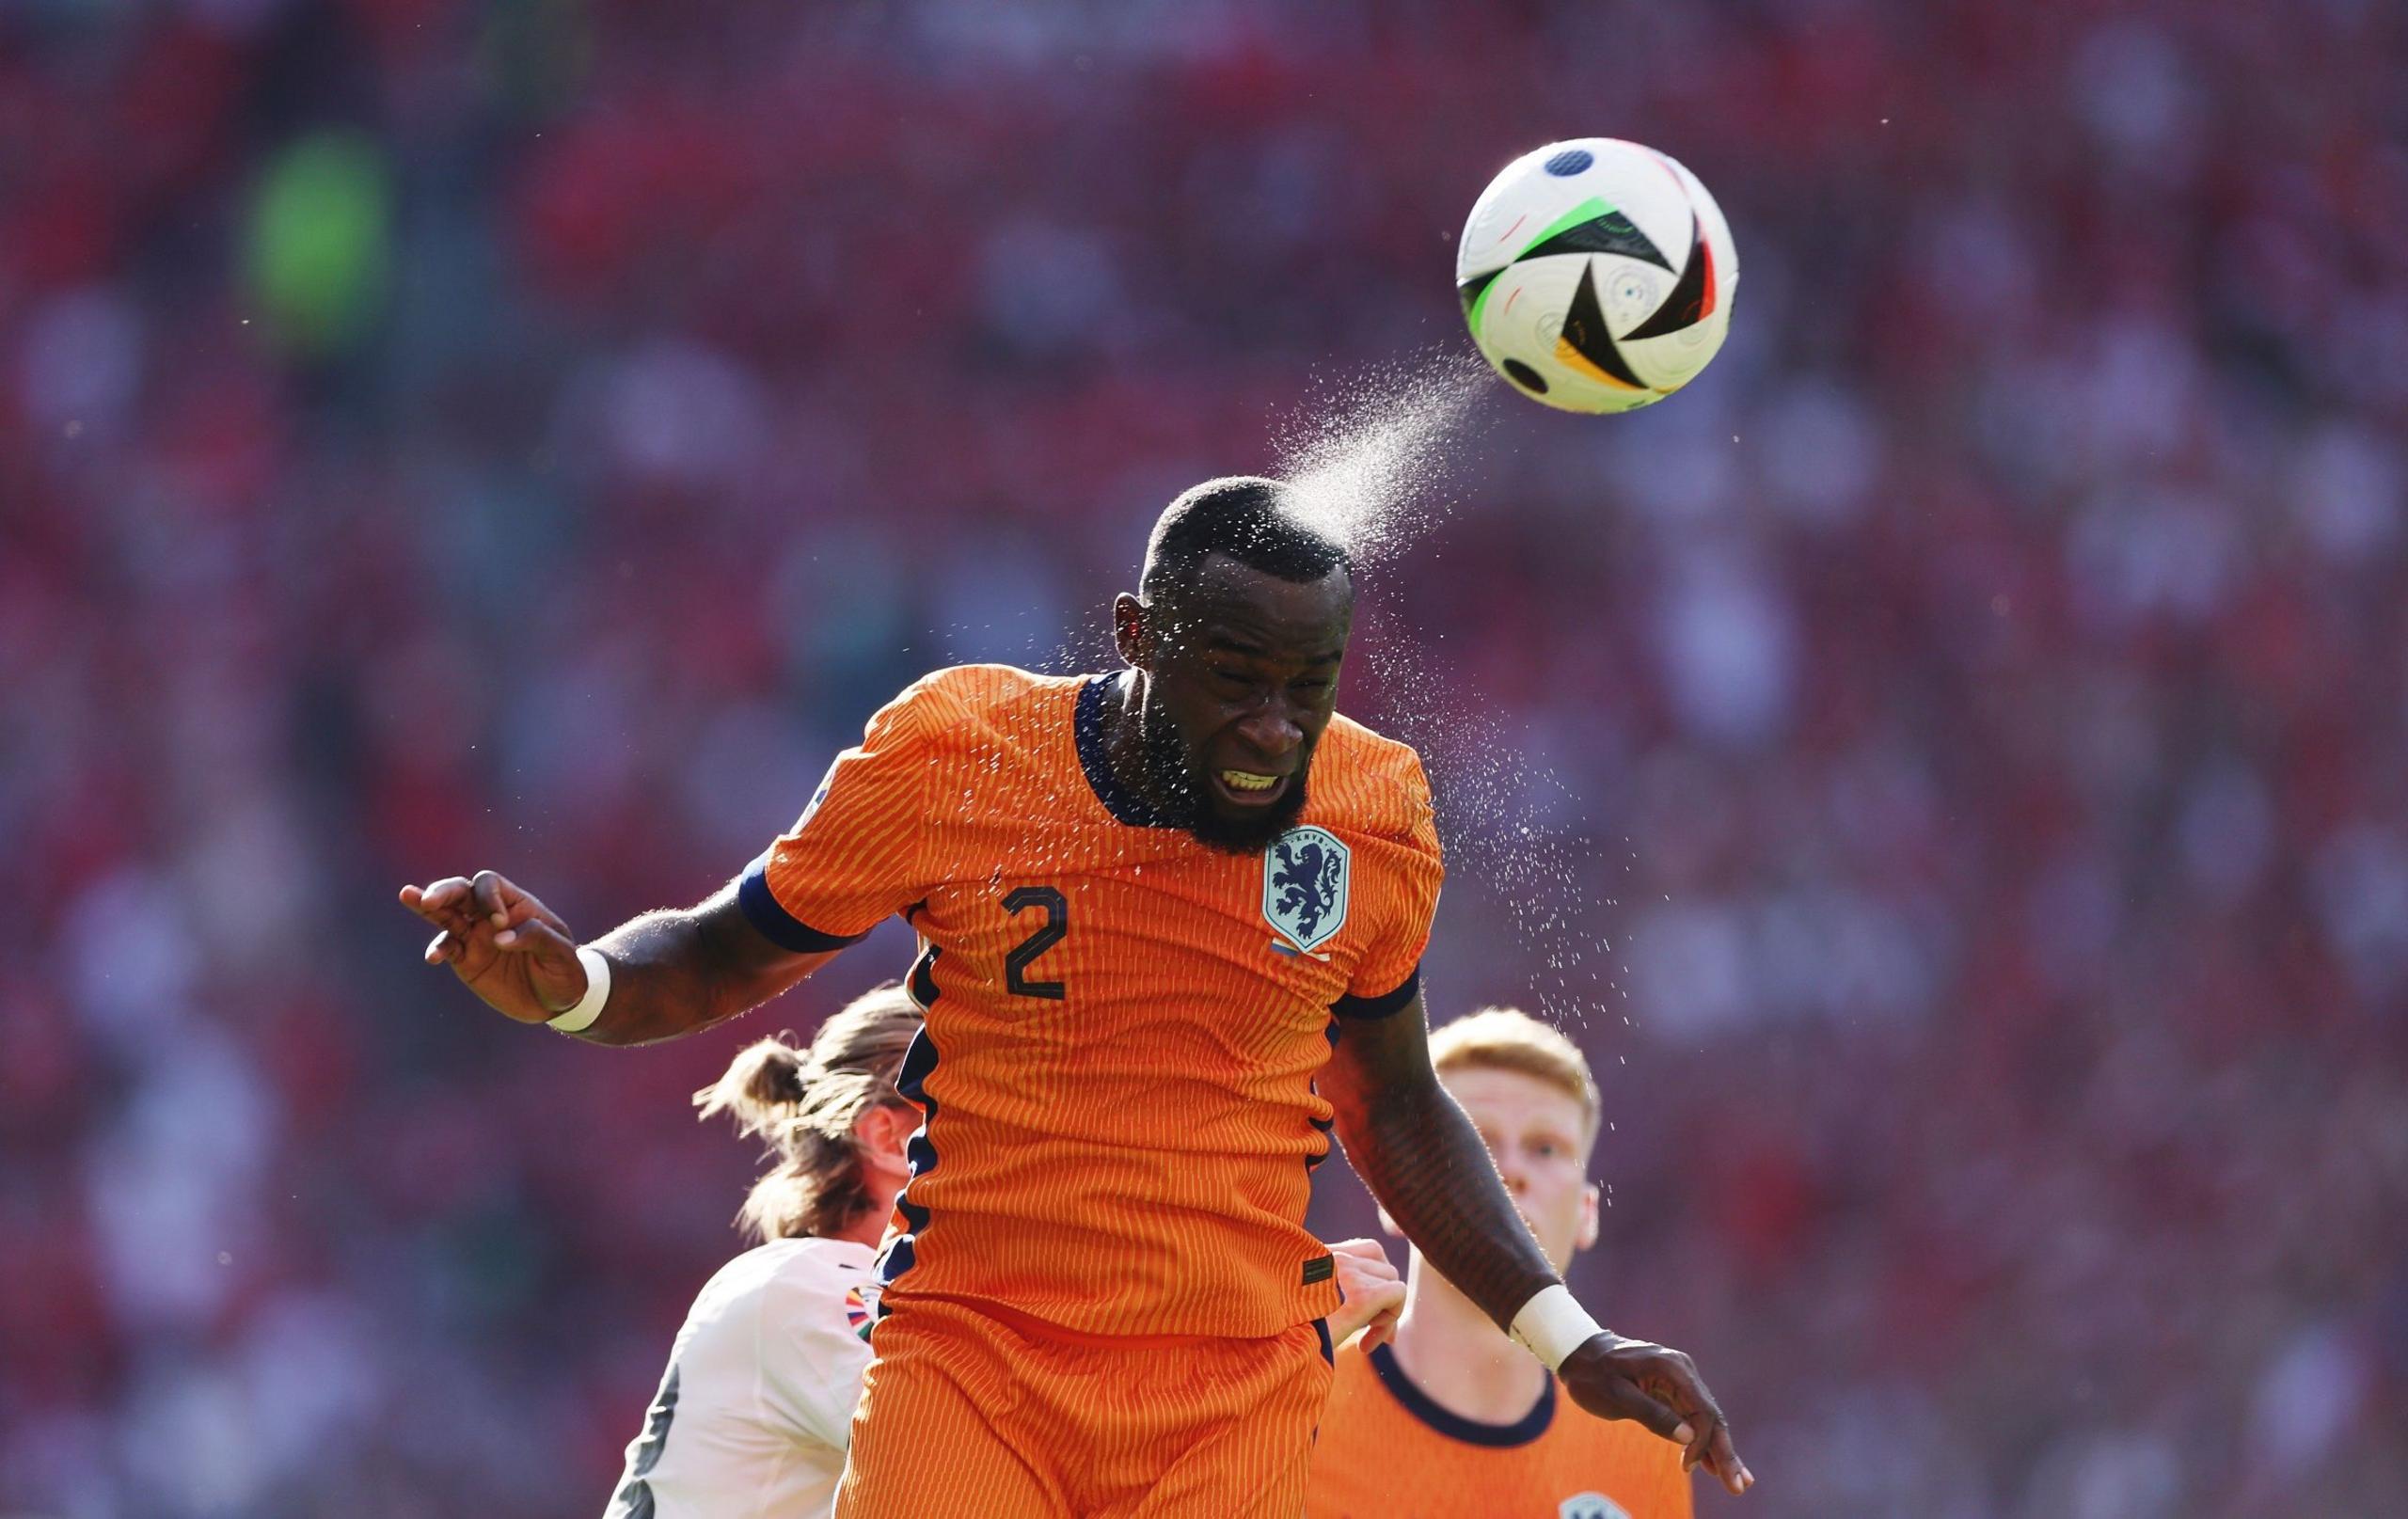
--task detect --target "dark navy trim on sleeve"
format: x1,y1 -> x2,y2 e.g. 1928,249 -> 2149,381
737,859 -> 872,954
1367,1341 -> 1554,1448
1330,967 -> 1420,1021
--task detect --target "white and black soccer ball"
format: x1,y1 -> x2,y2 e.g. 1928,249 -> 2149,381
1457,138 -> 1737,414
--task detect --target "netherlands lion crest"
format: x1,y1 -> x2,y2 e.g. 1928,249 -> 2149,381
1262,826 -> 1349,953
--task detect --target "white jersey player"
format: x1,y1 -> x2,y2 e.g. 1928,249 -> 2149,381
603,983 -> 920,1518
601,983 -> 1408,1519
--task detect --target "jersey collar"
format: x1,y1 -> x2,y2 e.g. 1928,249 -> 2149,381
1367,1341 -> 1556,1449
1074,672 -> 1182,830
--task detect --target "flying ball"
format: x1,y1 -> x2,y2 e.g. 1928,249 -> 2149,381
1458,138 -> 1737,414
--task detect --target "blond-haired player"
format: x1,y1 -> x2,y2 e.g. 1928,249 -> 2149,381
1307,1007 -> 1692,1519
604,983 -> 1407,1519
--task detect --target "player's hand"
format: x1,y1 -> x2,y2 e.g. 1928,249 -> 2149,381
399,870 -> 587,1024
1323,1237 -> 1406,1351
1558,1333 -> 1752,1496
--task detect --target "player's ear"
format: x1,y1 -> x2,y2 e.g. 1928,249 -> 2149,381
1575,1181 -> 1601,1253
1112,592 -> 1154,670
855,1101 -> 915,1163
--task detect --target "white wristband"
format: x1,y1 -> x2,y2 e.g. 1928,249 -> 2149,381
1509,1284 -> 1608,1371
547,946 -> 611,1033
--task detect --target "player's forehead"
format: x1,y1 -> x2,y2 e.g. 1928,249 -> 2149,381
1161,554 -> 1352,664
1440,1064 -> 1591,1142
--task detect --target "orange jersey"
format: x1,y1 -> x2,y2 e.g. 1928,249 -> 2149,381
1307,1340 -> 1694,1519
741,665 -> 1444,1338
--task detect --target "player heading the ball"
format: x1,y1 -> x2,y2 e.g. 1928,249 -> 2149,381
401,476 -> 1751,1515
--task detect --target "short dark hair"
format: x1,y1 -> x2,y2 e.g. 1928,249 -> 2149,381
1139,476 -> 1353,602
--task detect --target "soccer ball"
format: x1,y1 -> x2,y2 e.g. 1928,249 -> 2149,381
1457,138 -> 1737,414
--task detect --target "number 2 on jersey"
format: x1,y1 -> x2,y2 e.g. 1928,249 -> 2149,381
1002,885 -> 1068,999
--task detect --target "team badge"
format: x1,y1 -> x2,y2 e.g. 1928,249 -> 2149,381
1262,826 -> 1349,953
1559,1495 -> 1628,1519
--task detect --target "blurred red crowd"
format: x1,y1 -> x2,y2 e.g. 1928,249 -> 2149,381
2,2 -> 2402,1515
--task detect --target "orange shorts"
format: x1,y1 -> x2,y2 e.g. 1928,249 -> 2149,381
834,1295 -> 1335,1519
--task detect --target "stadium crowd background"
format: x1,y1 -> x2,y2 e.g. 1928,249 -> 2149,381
4,1 -> 2403,1514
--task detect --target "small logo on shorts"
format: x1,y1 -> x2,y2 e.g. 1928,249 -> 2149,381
1301,1254 -> 1335,1286
1560,1495 -> 1629,1519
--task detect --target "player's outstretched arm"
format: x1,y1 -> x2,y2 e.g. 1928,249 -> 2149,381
1321,992 -> 1752,1495
400,869 -> 839,1046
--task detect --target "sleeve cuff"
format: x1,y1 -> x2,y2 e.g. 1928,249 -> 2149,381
738,860 -> 873,954
1331,967 -> 1420,1021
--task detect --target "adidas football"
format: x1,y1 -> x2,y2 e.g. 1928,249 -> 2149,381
1457,138 -> 1737,414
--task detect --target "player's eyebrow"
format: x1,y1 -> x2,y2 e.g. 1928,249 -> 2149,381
1207,632 -> 1272,657
1207,633 -> 1344,667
